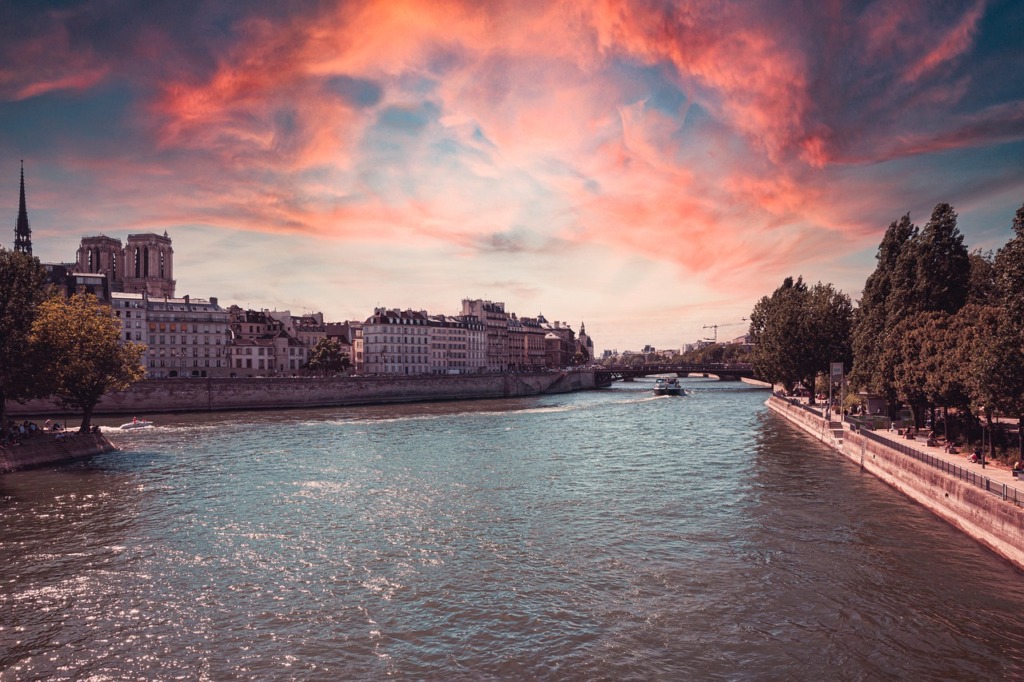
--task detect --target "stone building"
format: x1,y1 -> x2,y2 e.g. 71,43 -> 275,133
76,232 -> 175,297
461,299 -> 510,372
363,308 -> 432,375
324,322 -> 363,373
112,292 -> 230,378
517,315 -> 548,370
428,314 -> 486,374
226,307 -> 310,376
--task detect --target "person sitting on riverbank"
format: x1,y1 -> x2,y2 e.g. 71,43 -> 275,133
970,448 -> 982,463
944,442 -> 960,454
1013,460 -> 1024,476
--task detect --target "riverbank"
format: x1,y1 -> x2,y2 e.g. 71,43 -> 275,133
767,394 -> 1024,571
0,431 -> 116,474
6,370 -> 598,418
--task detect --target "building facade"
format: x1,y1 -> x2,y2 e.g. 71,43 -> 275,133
76,232 -> 175,297
227,307 -> 311,376
112,292 -> 230,378
363,308 -> 432,375
428,315 -> 486,374
461,299 -> 510,372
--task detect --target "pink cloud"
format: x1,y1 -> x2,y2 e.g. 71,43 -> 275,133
900,0 -> 986,83
8,0 -> 1018,316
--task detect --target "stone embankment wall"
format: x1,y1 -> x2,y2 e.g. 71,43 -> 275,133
0,432 -> 116,474
7,371 -> 596,417
767,395 -> 1024,571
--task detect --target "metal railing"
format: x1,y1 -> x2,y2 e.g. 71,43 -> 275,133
772,395 -> 1024,508
859,427 -> 1024,507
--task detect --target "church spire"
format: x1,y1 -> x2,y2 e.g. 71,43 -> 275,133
14,160 -> 32,256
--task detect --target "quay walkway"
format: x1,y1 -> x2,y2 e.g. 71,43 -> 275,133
804,398 -> 1024,505
767,394 -> 1024,570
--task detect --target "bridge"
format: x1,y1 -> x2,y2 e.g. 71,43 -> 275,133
594,363 -> 760,387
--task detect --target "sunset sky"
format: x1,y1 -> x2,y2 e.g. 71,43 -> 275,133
2,0 -> 1023,352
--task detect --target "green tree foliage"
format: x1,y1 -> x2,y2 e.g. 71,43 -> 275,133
30,293 -> 146,432
850,214 -> 916,402
887,311 -> 965,427
749,277 -> 852,401
749,276 -> 808,392
802,281 -> 854,385
995,204 -> 1024,324
0,248 -> 50,428
889,203 -> 970,318
966,250 -> 998,306
852,204 -> 970,413
307,338 -> 349,376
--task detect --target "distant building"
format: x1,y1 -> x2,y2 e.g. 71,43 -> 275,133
518,316 -> 547,370
363,308 -> 431,375
461,299 -> 510,371
577,322 -> 595,363
13,161 -> 32,255
76,232 -> 175,298
428,314 -> 486,374
112,292 -> 230,378
42,264 -> 110,301
226,307 -> 310,376
325,321 -> 364,373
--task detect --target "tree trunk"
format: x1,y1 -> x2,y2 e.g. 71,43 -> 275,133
79,405 -> 93,433
0,387 -> 6,435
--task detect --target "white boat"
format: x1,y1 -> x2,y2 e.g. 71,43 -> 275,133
120,419 -> 154,430
653,378 -> 683,396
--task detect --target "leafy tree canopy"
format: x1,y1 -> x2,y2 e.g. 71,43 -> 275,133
307,338 -> 349,376
30,293 -> 146,432
0,248 -> 50,427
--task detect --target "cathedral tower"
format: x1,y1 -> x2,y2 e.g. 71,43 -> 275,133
122,232 -> 175,297
14,161 -> 32,255
77,235 -> 125,287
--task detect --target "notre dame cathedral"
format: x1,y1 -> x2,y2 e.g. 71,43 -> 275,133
75,232 -> 176,298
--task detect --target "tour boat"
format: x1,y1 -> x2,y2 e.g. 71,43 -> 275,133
653,378 -> 683,396
120,419 -> 154,430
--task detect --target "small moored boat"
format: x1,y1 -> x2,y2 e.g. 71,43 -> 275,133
653,378 -> 683,396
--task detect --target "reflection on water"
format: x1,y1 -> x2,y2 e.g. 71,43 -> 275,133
3,378 -> 1024,679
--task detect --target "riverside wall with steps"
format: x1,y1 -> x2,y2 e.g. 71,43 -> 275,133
767,395 -> 1024,571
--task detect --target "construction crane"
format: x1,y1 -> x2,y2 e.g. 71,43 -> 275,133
702,319 -> 747,343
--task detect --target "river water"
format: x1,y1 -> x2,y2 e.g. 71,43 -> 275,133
2,378 -> 1024,680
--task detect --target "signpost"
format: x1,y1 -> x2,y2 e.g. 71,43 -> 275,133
829,362 -> 844,422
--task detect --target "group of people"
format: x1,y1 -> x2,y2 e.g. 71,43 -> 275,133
2,419 -> 67,447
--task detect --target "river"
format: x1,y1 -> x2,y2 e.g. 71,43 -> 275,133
2,378 -> 1024,680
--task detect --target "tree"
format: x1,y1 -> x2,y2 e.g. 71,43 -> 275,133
850,214 -> 916,403
800,281 -> 853,392
990,207 -> 1024,459
892,203 -> 970,318
749,276 -> 808,392
307,338 -> 349,376
966,250 -> 998,306
30,293 -> 146,432
995,204 -> 1024,323
0,248 -> 50,428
